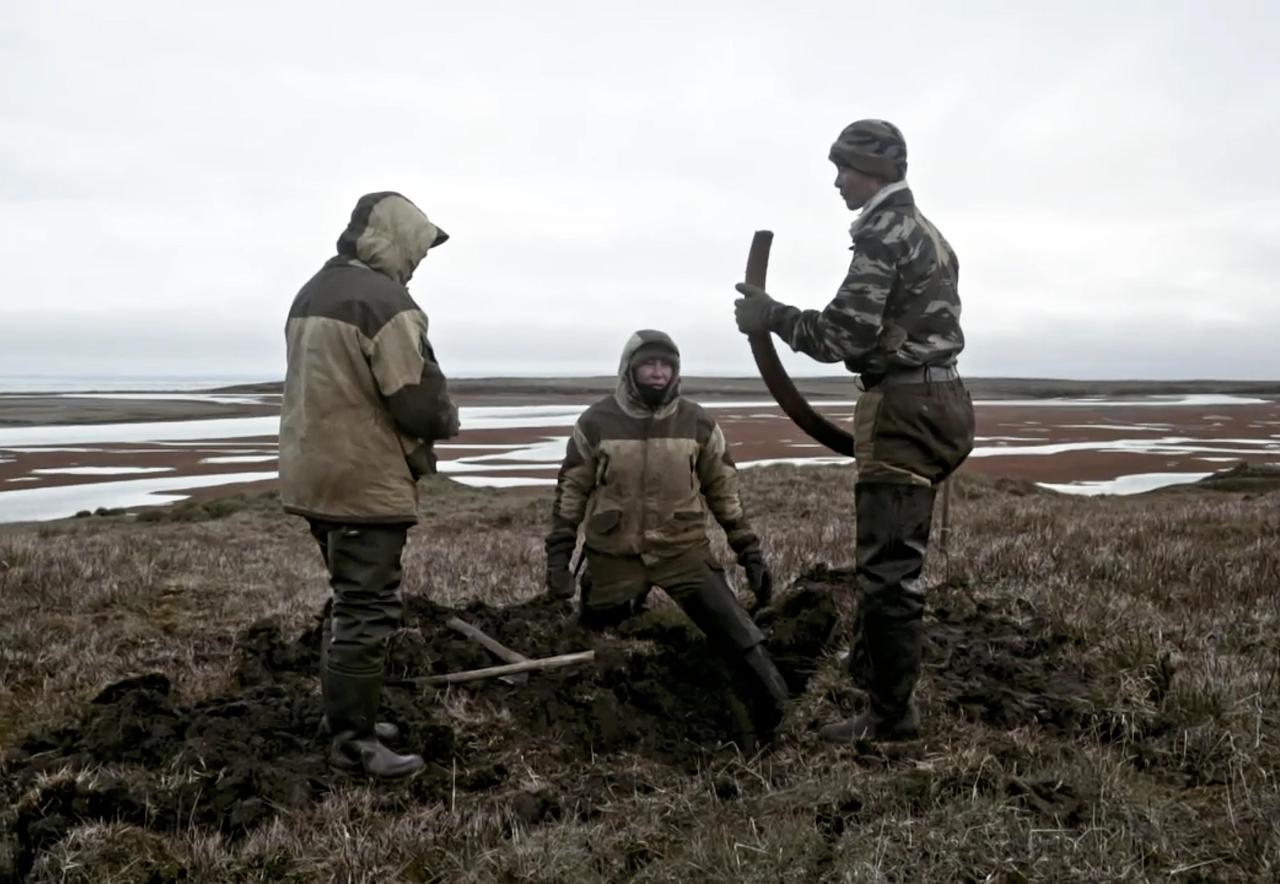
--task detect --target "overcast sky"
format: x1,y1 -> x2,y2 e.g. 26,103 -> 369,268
3,1 -> 1278,381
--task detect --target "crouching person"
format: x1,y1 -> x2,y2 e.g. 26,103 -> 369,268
544,329 -> 789,739
279,192 -> 458,779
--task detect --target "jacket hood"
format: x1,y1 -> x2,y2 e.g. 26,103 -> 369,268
336,192 -> 448,284
615,329 -> 681,414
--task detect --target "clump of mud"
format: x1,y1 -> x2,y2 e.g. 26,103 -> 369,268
927,601 -> 1095,732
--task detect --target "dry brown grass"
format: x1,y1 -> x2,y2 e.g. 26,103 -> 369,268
2,468 -> 1279,882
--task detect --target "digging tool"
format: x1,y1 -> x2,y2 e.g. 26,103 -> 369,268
389,650 -> 596,687
445,616 -> 529,685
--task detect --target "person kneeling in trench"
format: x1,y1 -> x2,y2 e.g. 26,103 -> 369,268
544,329 -> 790,740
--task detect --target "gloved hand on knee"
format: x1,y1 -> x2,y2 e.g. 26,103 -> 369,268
739,550 -> 773,607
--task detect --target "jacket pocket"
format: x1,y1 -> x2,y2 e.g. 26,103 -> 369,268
588,510 -> 622,534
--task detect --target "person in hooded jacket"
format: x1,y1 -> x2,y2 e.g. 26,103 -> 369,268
279,191 -> 457,779
544,329 -> 790,738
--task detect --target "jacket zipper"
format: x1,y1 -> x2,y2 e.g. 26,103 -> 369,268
639,412 -> 653,546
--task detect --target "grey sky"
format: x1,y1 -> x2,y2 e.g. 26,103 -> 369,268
3,1 -> 1278,381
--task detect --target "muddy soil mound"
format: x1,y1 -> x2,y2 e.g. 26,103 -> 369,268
1,571 -> 1101,880
926,602 -> 1094,731
384,589 -> 841,766
794,565 -> 1097,733
1,587 -> 837,879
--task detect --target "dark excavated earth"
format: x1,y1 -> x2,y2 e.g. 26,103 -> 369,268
1,565 -> 1105,881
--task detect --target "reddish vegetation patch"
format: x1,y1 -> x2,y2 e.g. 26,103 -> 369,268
3,402 -> 1278,510
718,401 -> 1280,484
0,439 -> 279,490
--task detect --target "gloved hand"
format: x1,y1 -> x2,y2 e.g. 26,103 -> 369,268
734,283 -> 779,336
441,399 -> 461,438
546,560 -> 575,599
406,442 -> 438,479
740,550 -> 773,607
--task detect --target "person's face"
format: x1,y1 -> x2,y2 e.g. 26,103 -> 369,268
633,357 -> 674,389
833,163 -> 884,210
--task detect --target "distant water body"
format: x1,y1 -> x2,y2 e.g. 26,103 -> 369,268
0,375 -> 275,393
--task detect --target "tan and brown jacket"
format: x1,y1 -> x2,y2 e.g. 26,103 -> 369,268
545,330 -> 760,566
279,192 -> 457,523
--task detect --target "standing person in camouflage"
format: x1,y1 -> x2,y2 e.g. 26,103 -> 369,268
544,329 -> 790,740
733,120 -> 975,742
280,191 -> 458,778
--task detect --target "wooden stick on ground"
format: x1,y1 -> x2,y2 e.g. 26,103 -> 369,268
445,616 -> 530,684
396,651 -> 597,687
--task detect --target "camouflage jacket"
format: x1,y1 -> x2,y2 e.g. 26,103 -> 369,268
769,183 -> 964,376
279,193 -> 457,524
545,332 -> 760,566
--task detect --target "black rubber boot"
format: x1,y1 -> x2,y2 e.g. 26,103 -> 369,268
819,702 -> 921,742
822,482 -> 934,743
740,643 -> 790,741
318,714 -> 400,742
319,615 -> 399,741
820,617 -> 924,742
674,568 -> 789,741
324,670 -> 424,779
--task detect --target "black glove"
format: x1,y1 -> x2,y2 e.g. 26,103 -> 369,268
734,283 -> 779,335
740,550 -> 773,607
406,442 -> 438,479
546,560 -> 575,599
443,399 -> 461,438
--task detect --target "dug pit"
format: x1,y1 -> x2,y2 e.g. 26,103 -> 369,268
1,567 -> 1101,880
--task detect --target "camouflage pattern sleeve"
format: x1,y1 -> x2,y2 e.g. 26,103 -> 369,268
694,413 -> 761,559
768,194 -> 966,372
545,420 -> 597,565
768,230 -> 897,369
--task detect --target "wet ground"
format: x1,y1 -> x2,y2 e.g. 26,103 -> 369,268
1,568 -> 1137,879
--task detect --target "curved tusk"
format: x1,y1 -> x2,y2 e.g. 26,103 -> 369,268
742,230 -> 855,458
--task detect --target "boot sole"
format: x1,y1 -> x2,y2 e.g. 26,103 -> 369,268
328,755 -> 426,781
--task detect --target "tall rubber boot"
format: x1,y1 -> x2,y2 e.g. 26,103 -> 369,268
823,618 -> 924,741
676,569 -> 790,741
318,614 -> 399,741
740,643 -> 791,740
822,482 -> 935,743
324,669 -> 424,779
